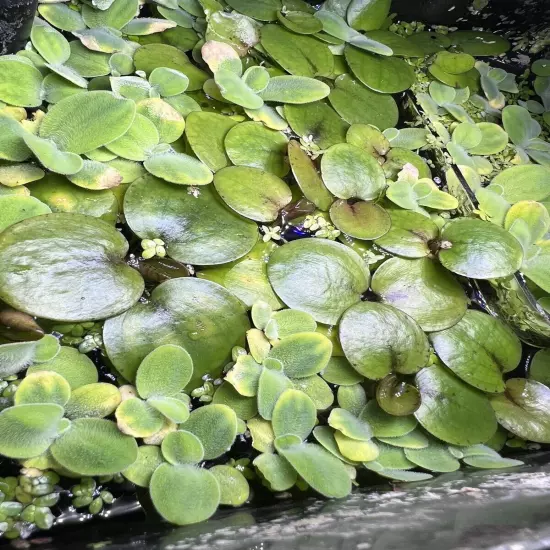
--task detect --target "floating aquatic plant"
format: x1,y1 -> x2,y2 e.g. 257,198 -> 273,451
0,0 -> 548,540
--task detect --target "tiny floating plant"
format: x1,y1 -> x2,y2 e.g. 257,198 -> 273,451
0,0 -> 549,541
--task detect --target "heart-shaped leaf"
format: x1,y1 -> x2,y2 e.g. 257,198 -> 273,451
371,257 -> 468,332
260,25 -> 334,78
185,112 -> 238,172
0,196 -> 51,233
374,209 -> 439,258
415,364 -> 497,446
124,175 -> 258,265
330,200 -> 391,240
439,218 -> 523,279
430,310 -> 522,393
321,143 -> 386,200
490,165 -> 550,204
0,213 -> 144,322
267,239 -> 370,325
328,408 -> 372,440
224,122 -> 289,177
322,357 -> 364,386
345,45 -> 415,93
104,277 -> 250,386
329,74 -> 398,130
340,302 -> 429,380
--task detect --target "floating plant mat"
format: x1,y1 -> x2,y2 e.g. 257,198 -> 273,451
0,0 -> 548,542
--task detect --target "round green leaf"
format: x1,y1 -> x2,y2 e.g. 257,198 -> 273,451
51,418 -> 138,475
136,345 -> 193,399
0,56 -> 43,108
148,396 -> 190,424
253,452 -> 297,491
15,372 -> 71,407
64,41 -> 111,78
150,463 -> 220,525
135,98 -> 185,144
259,75 -> 330,104
224,122 -> 289,178
210,465 -> 250,506
328,74 -> 398,130
161,430 -> 204,465
430,310 -> 522,393
38,4 -> 86,32
275,440 -> 352,498
0,403 -> 65,459
463,454 -> 523,469
104,277 -> 250,386
407,31 -> 451,55
27,346 -> 98,390
334,431 -> 379,461
144,152 -> 213,186
257,366 -> 293,420
124,175 -> 258,265
321,357 -> 365,386
122,445 -> 164,488
64,383 -> 121,419
347,0 -> 390,31
291,375 -> 334,411
106,114 -> 160,162
359,400 -> 417,438
340,302 -> 430,380
321,143 -> 386,200
467,123 -> 509,156
214,166 -> 292,222
267,239 -> 370,325
212,382 -> 258,420
490,379 -> 550,443
39,91 -> 136,155
328,408 -> 372,441
415,364 -> 497,446
404,439 -> 461,472
183,404 -> 238,460
277,10 -> 323,34
330,200 -> 390,240
185,111 -> 238,172
337,383 -> 367,416
371,257 -> 468,332
374,209 -> 439,258
268,332 -> 332,379
272,388 -> 316,439
260,25 -> 334,78
374,442 -> 415,470
434,51 -> 475,75
345,45 -> 415,93
490,165 -> 550,203
115,397 -> 165,438
0,213 -> 144,322
439,218 -> 523,279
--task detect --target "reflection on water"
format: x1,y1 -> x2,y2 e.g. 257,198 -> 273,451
27,452 -> 550,550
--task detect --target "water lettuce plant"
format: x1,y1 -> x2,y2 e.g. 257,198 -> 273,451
0,0 -> 548,541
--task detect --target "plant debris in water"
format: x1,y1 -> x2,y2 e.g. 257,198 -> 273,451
0,0 -> 549,540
